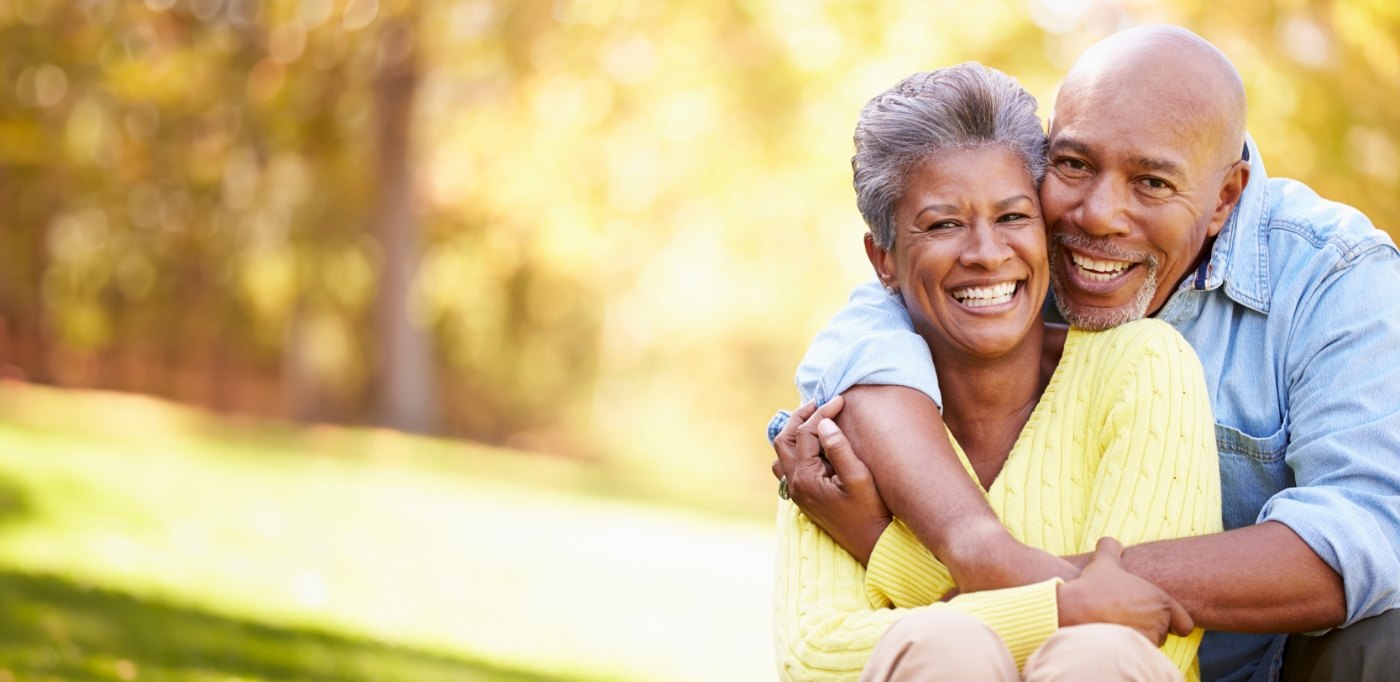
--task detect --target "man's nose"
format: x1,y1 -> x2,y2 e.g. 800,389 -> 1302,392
1076,177 -> 1132,238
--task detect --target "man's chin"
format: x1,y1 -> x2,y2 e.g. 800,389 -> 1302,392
1051,290 -> 1148,331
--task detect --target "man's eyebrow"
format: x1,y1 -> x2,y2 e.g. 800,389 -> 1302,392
1131,156 -> 1185,178
1048,136 -> 1091,156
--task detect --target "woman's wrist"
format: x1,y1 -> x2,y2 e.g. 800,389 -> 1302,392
944,522 -> 1079,593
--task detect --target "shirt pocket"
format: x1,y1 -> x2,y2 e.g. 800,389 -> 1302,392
1214,420 -> 1293,533
1215,420 -> 1288,463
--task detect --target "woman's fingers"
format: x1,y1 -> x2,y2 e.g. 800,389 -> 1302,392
772,400 -> 814,479
772,395 -> 854,503
817,418 -> 870,488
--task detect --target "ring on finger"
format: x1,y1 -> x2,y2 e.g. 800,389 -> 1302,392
778,474 -> 790,500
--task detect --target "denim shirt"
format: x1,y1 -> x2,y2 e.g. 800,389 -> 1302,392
790,136 -> 1400,682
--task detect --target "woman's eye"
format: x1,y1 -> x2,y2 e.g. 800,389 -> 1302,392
929,220 -> 959,230
998,213 -> 1029,223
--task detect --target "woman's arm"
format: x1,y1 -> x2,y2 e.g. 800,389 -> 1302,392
834,386 -> 1080,588
773,405 -> 1192,680
774,500 -> 1063,681
778,388 -> 1079,588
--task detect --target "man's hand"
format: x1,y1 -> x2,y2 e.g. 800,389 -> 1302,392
772,397 -> 891,565
1057,537 -> 1194,646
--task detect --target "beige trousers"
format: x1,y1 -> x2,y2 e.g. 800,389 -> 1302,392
860,611 -> 1183,682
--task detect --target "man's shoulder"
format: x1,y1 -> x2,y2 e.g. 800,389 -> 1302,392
1263,177 -> 1397,265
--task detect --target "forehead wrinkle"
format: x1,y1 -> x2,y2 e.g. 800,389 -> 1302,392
1060,26 -> 1246,167
1052,81 -> 1221,174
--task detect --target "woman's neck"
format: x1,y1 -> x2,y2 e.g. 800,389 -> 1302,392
933,323 -> 1064,489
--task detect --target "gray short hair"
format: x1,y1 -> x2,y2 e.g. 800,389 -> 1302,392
853,63 -> 1046,250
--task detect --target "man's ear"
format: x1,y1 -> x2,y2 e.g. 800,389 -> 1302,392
864,232 -> 898,292
1207,160 -> 1250,238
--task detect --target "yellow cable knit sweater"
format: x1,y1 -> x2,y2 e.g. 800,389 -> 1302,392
774,319 -> 1222,681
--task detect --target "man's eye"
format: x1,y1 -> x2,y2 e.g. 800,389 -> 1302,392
1141,177 -> 1173,191
1056,158 -> 1088,173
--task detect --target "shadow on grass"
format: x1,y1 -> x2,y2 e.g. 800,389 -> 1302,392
0,474 -> 32,529
0,570 -> 568,682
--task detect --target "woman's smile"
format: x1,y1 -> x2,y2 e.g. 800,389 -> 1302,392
950,280 -> 1022,309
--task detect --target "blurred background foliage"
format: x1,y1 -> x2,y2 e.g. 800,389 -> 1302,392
2,0 -> 1399,512
0,1 -> 1398,678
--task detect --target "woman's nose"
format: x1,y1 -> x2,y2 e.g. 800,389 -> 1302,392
959,223 -> 1014,269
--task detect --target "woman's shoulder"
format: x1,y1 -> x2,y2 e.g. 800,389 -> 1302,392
1067,318 -> 1193,357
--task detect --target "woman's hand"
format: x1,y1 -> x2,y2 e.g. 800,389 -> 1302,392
1057,537 -> 1194,646
772,396 -> 892,566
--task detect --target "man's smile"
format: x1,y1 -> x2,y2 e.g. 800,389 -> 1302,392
1068,251 -> 1136,282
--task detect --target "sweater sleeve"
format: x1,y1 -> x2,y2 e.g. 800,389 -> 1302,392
774,501 -> 1061,680
1079,320 -> 1224,678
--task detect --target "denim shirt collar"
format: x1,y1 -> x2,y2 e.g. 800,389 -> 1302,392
1194,133 -> 1273,313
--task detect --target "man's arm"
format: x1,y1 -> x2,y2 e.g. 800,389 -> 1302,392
1102,522 -> 1345,633
1096,245 -> 1400,634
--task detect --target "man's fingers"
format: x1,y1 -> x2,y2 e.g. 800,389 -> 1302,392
1094,536 -> 1124,561
1167,595 -> 1194,637
817,418 -> 869,484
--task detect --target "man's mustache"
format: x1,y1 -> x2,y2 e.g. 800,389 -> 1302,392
1051,232 -> 1161,269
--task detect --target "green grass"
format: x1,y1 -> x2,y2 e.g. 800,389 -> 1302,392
0,383 -> 774,681
0,571 -> 558,682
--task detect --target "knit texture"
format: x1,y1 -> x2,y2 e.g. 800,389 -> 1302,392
775,319 -> 1222,681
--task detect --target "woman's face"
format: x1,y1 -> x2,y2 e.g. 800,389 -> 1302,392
868,146 -> 1049,361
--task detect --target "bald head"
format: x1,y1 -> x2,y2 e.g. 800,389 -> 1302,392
1058,25 -> 1247,169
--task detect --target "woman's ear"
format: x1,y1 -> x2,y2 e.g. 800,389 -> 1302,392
864,232 -> 898,294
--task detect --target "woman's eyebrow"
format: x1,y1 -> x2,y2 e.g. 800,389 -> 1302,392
995,195 -> 1034,211
915,204 -> 961,220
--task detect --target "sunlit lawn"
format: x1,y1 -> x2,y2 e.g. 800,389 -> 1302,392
0,383 -> 774,681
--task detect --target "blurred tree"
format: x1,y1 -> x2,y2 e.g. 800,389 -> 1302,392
369,8 -> 436,433
0,0 -> 1395,508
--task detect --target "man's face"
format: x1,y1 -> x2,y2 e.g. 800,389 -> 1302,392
1040,87 -> 1233,329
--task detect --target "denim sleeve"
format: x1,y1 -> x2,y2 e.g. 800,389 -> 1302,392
1258,247 -> 1400,627
793,280 -> 941,407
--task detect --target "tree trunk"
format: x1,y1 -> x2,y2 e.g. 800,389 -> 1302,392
369,15 -> 436,433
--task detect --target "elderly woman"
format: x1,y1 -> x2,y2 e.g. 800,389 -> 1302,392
770,64 -> 1221,681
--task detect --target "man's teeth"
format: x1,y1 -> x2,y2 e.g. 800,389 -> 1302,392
1071,252 -> 1133,281
952,281 -> 1017,307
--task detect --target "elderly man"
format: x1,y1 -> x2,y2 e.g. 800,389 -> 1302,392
774,25 -> 1400,682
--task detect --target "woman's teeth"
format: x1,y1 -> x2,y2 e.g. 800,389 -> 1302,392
1071,252 -> 1133,281
952,281 -> 1017,307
